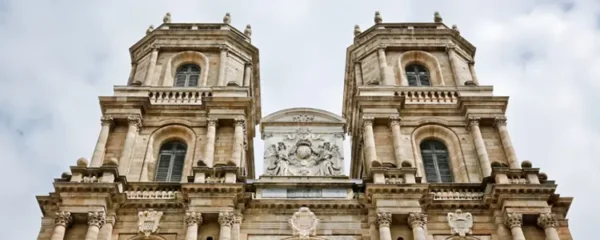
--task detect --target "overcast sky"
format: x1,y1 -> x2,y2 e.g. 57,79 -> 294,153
0,0 -> 598,239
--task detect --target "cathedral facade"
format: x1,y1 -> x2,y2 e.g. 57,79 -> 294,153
36,11 -> 573,240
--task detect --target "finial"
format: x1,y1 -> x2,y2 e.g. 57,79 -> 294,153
244,24 -> 252,37
374,11 -> 383,24
146,25 -> 154,35
452,24 -> 460,34
76,157 -> 89,167
434,11 -> 443,23
223,12 -> 231,24
354,25 -> 362,36
163,12 -> 171,24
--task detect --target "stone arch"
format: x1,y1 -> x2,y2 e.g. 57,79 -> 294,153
397,50 -> 445,86
411,124 -> 469,183
163,51 -> 210,87
140,124 -> 197,182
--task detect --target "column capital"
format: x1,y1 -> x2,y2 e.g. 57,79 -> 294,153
234,118 -> 246,127
185,212 -> 203,226
376,212 -> 392,228
504,212 -> 523,229
233,213 -> 244,224
54,211 -> 72,227
219,211 -> 234,227
245,61 -> 253,67
127,115 -> 142,128
537,213 -> 558,229
150,44 -> 160,51
446,43 -> 457,51
88,211 -> 106,228
100,116 -> 114,126
377,44 -> 388,51
389,116 -> 401,127
408,212 -> 427,229
363,117 -> 374,127
219,45 -> 229,52
467,117 -> 480,131
494,116 -> 508,127
207,118 -> 219,127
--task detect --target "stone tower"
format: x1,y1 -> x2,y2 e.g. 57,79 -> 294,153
36,11 -> 573,240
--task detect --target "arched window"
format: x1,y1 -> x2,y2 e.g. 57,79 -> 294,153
405,64 -> 431,86
174,64 -> 200,87
420,140 -> 453,183
155,141 -> 187,182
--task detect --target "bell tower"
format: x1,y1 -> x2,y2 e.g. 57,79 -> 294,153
344,11 -> 508,182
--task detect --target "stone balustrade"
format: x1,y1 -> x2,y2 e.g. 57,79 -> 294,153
149,89 -> 211,105
430,188 -> 484,201
125,183 -> 180,200
397,89 -> 458,104
491,167 -> 542,185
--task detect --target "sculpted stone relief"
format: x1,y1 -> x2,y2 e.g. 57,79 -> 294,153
265,128 -> 343,176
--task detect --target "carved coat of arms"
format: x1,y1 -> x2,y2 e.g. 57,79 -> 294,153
265,137 -> 342,176
138,209 -> 163,238
447,209 -> 473,237
289,207 -> 319,239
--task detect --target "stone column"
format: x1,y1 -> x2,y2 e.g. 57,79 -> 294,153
368,215 -> 380,240
144,45 -> 159,86
468,61 -> 479,85
218,45 -> 229,86
243,62 -> 252,87
363,117 -> 380,167
98,215 -> 115,240
377,46 -> 393,85
185,212 -> 203,240
204,118 -> 218,167
495,117 -> 520,169
232,213 -> 243,240
91,116 -> 114,167
376,212 -> 392,240
389,116 -> 406,167
354,61 -> 363,85
408,212 -> 427,240
218,212 -> 234,240
538,213 -> 560,240
51,211 -> 72,240
85,211 -> 105,240
504,213 -> 525,240
231,118 -> 245,166
119,116 -> 142,175
446,43 -> 461,86
468,117 -> 492,177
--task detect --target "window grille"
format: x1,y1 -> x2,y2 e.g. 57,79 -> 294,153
155,141 -> 187,182
405,64 -> 431,86
420,140 -> 453,183
174,64 -> 200,87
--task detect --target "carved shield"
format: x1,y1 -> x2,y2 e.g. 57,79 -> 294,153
289,207 -> 319,238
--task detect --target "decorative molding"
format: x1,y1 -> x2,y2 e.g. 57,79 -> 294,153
234,118 -> 246,127
289,207 -> 319,238
54,211 -> 72,227
504,212 -> 522,229
219,212 -> 234,227
185,212 -> 203,226
447,209 -> 473,237
537,213 -> 558,229
376,212 -> 392,228
408,212 -> 427,229
138,209 -> 163,237
88,211 -> 106,228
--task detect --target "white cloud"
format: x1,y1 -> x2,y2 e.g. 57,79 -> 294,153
0,0 -> 597,239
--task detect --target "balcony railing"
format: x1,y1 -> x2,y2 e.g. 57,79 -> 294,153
148,89 -> 211,105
